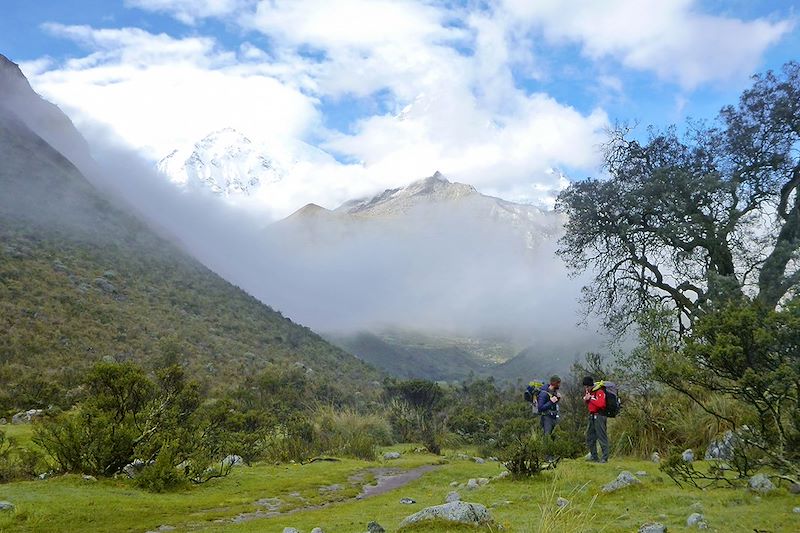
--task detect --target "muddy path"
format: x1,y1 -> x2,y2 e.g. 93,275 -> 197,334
225,464 -> 440,525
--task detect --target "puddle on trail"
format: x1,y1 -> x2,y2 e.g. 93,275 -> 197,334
226,464 -> 439,525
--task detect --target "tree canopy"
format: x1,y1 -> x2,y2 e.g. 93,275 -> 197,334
556,62 -> 800,334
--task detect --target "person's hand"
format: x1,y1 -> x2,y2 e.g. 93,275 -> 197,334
550,395 -> 559,403
583,393 -> 591,401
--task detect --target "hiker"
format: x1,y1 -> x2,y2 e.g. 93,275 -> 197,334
583,375 -> 609,462
537,375 -> 561,436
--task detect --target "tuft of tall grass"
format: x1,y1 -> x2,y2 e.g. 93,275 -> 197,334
526,478 -> 601,533
313,406 -> 394,461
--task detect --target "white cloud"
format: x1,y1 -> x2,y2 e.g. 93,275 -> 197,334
124,0 -> 252,25
501,0 -> 794,88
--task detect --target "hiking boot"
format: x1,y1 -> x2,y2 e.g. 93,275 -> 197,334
599,458 -> 608,463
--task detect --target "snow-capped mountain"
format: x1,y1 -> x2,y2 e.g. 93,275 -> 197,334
157,128 -> 336,197
328,171 -> 564,248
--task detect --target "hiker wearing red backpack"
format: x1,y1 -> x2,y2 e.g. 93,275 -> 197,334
583,375 -> 609,463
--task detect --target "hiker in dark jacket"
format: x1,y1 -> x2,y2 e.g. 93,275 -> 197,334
583,375 -> 609,462
537,375 -> 561,436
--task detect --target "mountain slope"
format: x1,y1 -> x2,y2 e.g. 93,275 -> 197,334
0,54 -> 380,412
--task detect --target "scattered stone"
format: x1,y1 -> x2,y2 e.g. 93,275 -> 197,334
383,452 -> 401,460
102,270 -> 117,279
636,471 -> 648,477
477,477 -> 489,486
466,478 -> 479,490
793,507 -> 800,514
283,528 -> 299,533
690,502 -> 703,512
748,473 -> 776,494
0,418 -> 6,425
455,453 -> 470,460
602,471 -> 641,493
367,521 -> 385,533
638,523 -> 667,533
788,483 -> 800,494
400,497 -> 416,504
122,459 -> 146,479
319,483 -> 343,493
473,457 -> 485,464
311,528 -> 324,533
93,277 -> 117,294
494,471 -> 510,480
399,501 -> 493,528
157,527 -> 175,532
445,491 -> 461,503
11,409 -> 44,424
687,512 -> 707,528
449,481 -> 459,487
681,449 -> 695,463
255,498 -> 283,511
556,497 -> 570,508
222,455 -> 244,468
82,475 -> 97,482
0,501 -> 14,512
101,355 -> 116,364
704,430 -> 737,461
488,456 -> 498,462
651,452 -> 661,463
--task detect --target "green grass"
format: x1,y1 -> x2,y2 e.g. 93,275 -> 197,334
1,447 -> 799,532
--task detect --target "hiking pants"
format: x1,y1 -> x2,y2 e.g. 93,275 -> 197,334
586,413 -> 609,461
540,413 -> 557,436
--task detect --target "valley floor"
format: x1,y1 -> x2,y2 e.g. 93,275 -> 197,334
0,432 -> 798,533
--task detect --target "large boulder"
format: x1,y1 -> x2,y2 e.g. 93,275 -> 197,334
122,459 -> 147,479
222,455 -> 244,468
383,452 -> 401,460
704,430 -> 737,460
399,501 -> 493,528
11,409 -> 44,424
602,471 -> 641,493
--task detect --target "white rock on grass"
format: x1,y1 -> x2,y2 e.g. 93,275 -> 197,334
687,512 -> 707,528
602,471 -> 642,493
311,528 -> 325,533
367,521 -> 385,533
556,497 -> 569,508
399,501 -> 493,528
383,452 -> 401,460
473,457 -> 485,464
636,471 -> 648,477
793,507 -> 800,514
494,471 -> 510,480
681,449 -> 695,462
638,523 -> 666,533
651,452 -> 661,463
477,477 -> 489,486
445,491 -> 461,503
466,478 -> 479,490
704,430 -> 737,460
222,455 -> 244,467
0,501 -> 14,512
748,473 -> 776,494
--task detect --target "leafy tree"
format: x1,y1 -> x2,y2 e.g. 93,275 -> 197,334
556,62 -> 800,334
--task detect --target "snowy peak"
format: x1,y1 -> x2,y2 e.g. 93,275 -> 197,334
336,172 -> 479,217
157,128 -> 282,196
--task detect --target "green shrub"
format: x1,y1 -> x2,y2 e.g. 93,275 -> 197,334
135,443 -> 186,492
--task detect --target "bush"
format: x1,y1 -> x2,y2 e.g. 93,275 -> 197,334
135,442 -> 186,492
315,407 -> 393,461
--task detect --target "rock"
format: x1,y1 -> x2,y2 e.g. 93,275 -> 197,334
445,491 -> 461,503
102,270 -> 117,279
0,418 -> 6,425
399,501 -> 493,528
789,483 -> 800,494
311,529 -> 324,533
556,497 -> 570,508
748,473 -> 776,494
123,459 -> 146,479
473,457 -> 485,464
101,355 -> 116,364
93,277 -> 117,294
82,475 -> 97,482
0,501 -> 14,512
383,452 -> 401,460
687,513 -> 707,528
494,471 -> 510,480
651,452 -> 661,463
488,456 -> 498,462
449,481 -> 459,487
367,521 -> 385,533
11,409 -> 44,424
477,477 -> 489,486
636,471 -> 648,477
466,478 -> 479,490
681,449 -> 694,462
704,430 -> 737,460
319,483 -> 343,493
283,528 -> 299,533
400,497 -> 416,504
222,454 -> 243,467
793,507 -> 800,514
602,471 -> 641,493
690,502 -> 703,512
638,523 -> 667,533
157,527 -> 175,532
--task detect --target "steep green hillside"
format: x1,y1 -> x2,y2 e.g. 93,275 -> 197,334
0,73 -> 380,413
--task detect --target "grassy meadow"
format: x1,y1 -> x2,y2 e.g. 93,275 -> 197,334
1,426 -> 798,533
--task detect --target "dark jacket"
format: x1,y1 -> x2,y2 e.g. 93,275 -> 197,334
537,385 -> 559,416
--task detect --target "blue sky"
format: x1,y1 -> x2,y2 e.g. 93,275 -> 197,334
1,0 -> 799,212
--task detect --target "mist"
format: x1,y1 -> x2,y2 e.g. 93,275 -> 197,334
8,77 -> 606,361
